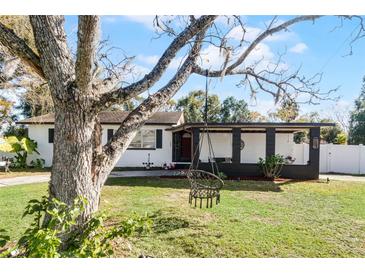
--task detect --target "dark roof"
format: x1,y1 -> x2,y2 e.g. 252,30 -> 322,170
167,122 -> 335,131
17,111 -> 184,125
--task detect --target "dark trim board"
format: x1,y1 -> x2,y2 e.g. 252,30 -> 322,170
167,122 -> 335,131
174,163 -> 319,180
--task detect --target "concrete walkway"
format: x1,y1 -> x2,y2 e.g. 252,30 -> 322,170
1,171 -> 363,188
109,170 -> 184,178
0,174 -> 51,187
0,170 -> 183,187
319,174 -> 365,182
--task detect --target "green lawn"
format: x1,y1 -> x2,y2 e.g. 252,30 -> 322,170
1,178 -> 365,257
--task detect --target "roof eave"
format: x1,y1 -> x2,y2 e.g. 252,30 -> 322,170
166,122 -> 336,131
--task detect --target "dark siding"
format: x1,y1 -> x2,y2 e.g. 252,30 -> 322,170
309,127 -> 321,178
265,128 -> 276,157
156,129 -> 163,148
48,128 -> 54,143
107,129 -> 114,141
193,163 -> 319,180
232,128 -> 241,163
172,132 -> 181,162
192,128 -> 200,168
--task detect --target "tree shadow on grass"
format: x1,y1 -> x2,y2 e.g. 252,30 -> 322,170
105,177 -> 310,192
149,210 -> 190,234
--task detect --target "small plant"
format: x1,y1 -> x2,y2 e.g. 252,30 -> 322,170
30,158 -> 45,169
0,136 -> 39,168
0,196 -> 152,258
0,229 -> 10,248
258,154 -> 285,179
218,171 -> 227,180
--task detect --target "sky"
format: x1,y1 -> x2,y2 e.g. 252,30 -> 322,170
23,16 -> 365,120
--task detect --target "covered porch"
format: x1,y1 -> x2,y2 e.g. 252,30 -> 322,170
167,122 -> 334,180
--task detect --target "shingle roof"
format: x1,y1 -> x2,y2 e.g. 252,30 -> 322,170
17,111 -> 184,125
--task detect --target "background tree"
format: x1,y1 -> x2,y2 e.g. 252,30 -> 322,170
320,118 -> 347,144
1,15 -> 359,228
176,90 -> 221,122
349,76 -> 365,144
249,111 -> 267,122
0,96 -> 14,132
294,112 -> 347,144
269,99 -> 299,122
220,96 -> 251,122
0,16 -> 53,119
17,84 -> 54,117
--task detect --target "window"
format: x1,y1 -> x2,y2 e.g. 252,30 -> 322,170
48,128 -> 54,143
107,129 -> 114,141
129,129 -> 156,149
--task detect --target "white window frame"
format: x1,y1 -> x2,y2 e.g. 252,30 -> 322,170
129,129 -> 156,149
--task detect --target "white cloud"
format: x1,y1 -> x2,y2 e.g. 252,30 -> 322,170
227,26 -> 261,42
227,25 -> 295,43
137,54 -> 186,70
289,42 -> 308,54
123,16 -> 156,30
137,54 -> 159,65
197,42 -> 278,72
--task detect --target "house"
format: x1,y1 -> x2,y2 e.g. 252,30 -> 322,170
17,111 -> 334,179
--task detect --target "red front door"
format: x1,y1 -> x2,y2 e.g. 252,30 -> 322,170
181,133 -> 192,162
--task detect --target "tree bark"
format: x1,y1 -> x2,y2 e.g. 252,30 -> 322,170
50,105 -> 101,221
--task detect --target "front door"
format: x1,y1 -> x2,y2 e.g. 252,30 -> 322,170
180,132 -> 192,162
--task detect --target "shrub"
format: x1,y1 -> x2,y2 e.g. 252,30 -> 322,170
258,154 -> 285,179
30,158 -> 45,169
0,196 -> 152,258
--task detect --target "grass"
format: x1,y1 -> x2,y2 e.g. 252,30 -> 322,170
0,168 -> 50,179
1,177 -> 365,257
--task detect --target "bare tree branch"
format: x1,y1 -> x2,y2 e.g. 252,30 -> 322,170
75,15 -> 100,92
94,27 -> 208,185
0,21 -> 44,78
29,16 -> 75,101
192,15 -> 323,77
94,15 -> 217,110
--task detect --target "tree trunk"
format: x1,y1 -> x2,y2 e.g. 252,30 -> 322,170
49,105 -> 101,222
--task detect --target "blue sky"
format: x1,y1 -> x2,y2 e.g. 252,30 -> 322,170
63,16 -> 365,119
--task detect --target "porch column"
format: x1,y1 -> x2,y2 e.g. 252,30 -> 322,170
309,127 -> 320,176
232,128 -> 241,163
266,128 -> 276,157
192,127 -> 200,167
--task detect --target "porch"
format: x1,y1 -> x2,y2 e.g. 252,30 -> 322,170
168,122 -> 334,180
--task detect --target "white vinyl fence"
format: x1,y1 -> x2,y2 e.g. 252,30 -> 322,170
320,144 -> 365,175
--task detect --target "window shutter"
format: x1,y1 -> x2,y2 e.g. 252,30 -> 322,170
48,128 -> 54,143
156,129 -> 163,149
107,129 -> 114,141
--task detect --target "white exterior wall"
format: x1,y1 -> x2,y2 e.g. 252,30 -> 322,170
105,125 -> 173,167
27,124 -> 173,168
28,125 -> 54,166
199,132 -> 232,161
275,133 -> 294,157
276,133 -> 309,165
240,133 -> 266,163
293,143 -> 309,165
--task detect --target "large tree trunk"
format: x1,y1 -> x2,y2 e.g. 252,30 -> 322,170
50,105 -> 101,222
